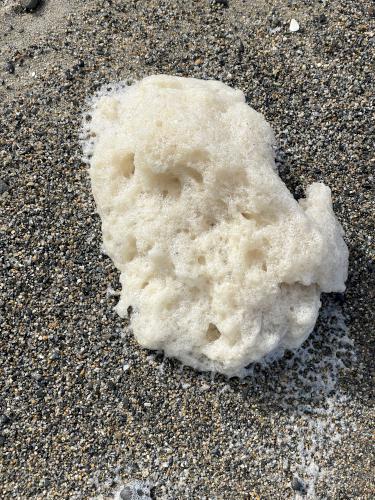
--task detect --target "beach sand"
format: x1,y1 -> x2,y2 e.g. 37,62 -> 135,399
1,1 -> 374,498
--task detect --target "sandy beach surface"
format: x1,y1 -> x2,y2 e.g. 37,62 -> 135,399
1,1 -> 374,498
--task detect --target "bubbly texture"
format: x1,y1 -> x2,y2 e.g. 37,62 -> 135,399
83,75 -> 348,376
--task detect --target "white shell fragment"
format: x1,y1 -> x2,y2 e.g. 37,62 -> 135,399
83,75 -> 348,376
290,19 -> 300,32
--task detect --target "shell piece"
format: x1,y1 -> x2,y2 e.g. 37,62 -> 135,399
290,19 -> 300,32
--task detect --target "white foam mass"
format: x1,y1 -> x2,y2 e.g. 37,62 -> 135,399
83,75 -> 348,376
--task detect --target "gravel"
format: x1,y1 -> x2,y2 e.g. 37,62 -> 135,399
0,0 -> 374,499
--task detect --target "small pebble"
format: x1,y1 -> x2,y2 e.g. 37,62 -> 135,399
20,0 -> 42,11
4,62 -> 15,74
0,180 -> 9,195
317,13 -> 328,24
289,19 -> 300,32
0,415 -> 11,427
291,476 -> 306,493
210,0 -> 229,6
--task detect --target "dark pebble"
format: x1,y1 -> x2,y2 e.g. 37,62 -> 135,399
20,0 -> 42,11
0,436 -> 6,446
4,62 -> 15,74
210,0 -> 229,7
107,380 -> 117,391
291,476 -> 307,493
0,414 -> 11,427
0,179 -> 9,195
35,389 -> 44,398
65,70 -> 74,81
316,13 -> 328,25
269,15 -> 281,29
238,40 -> 244,58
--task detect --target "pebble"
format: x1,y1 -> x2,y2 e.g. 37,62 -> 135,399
289,19 -> 300,32
4,62 -> 15,74
291,476 -> 307,493
20,0 -> 42,11
210,0 -> 229,6
317,13 -> 328,25
0,414 -> 11,427
0,179 -> 9,194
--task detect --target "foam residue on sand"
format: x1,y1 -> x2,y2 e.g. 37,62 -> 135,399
244,299 -> 356,498
89,298 -> 355,499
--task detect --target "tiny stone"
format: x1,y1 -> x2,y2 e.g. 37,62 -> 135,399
50,351 -> 60,360
20,0 -> 42,11
289,19 -> 300,32
238,40 -> 244,56
269,14 -> 281,29
0,414 -> 10,427
291,476 -> 306,493
317,13 -> 328,24
0,179 -> 9,195
107,380 -> 116,391
65,70 -> 73,81
4,62 -> 15,74
210,0 -> 229,7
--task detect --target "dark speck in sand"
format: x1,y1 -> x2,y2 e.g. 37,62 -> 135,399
4,61 -> 15,74
291,476 -> 307,494
0,415 -> 11,427
211,0 -> 229,7
20,0 -> 42,12
0,179 -> 9,194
